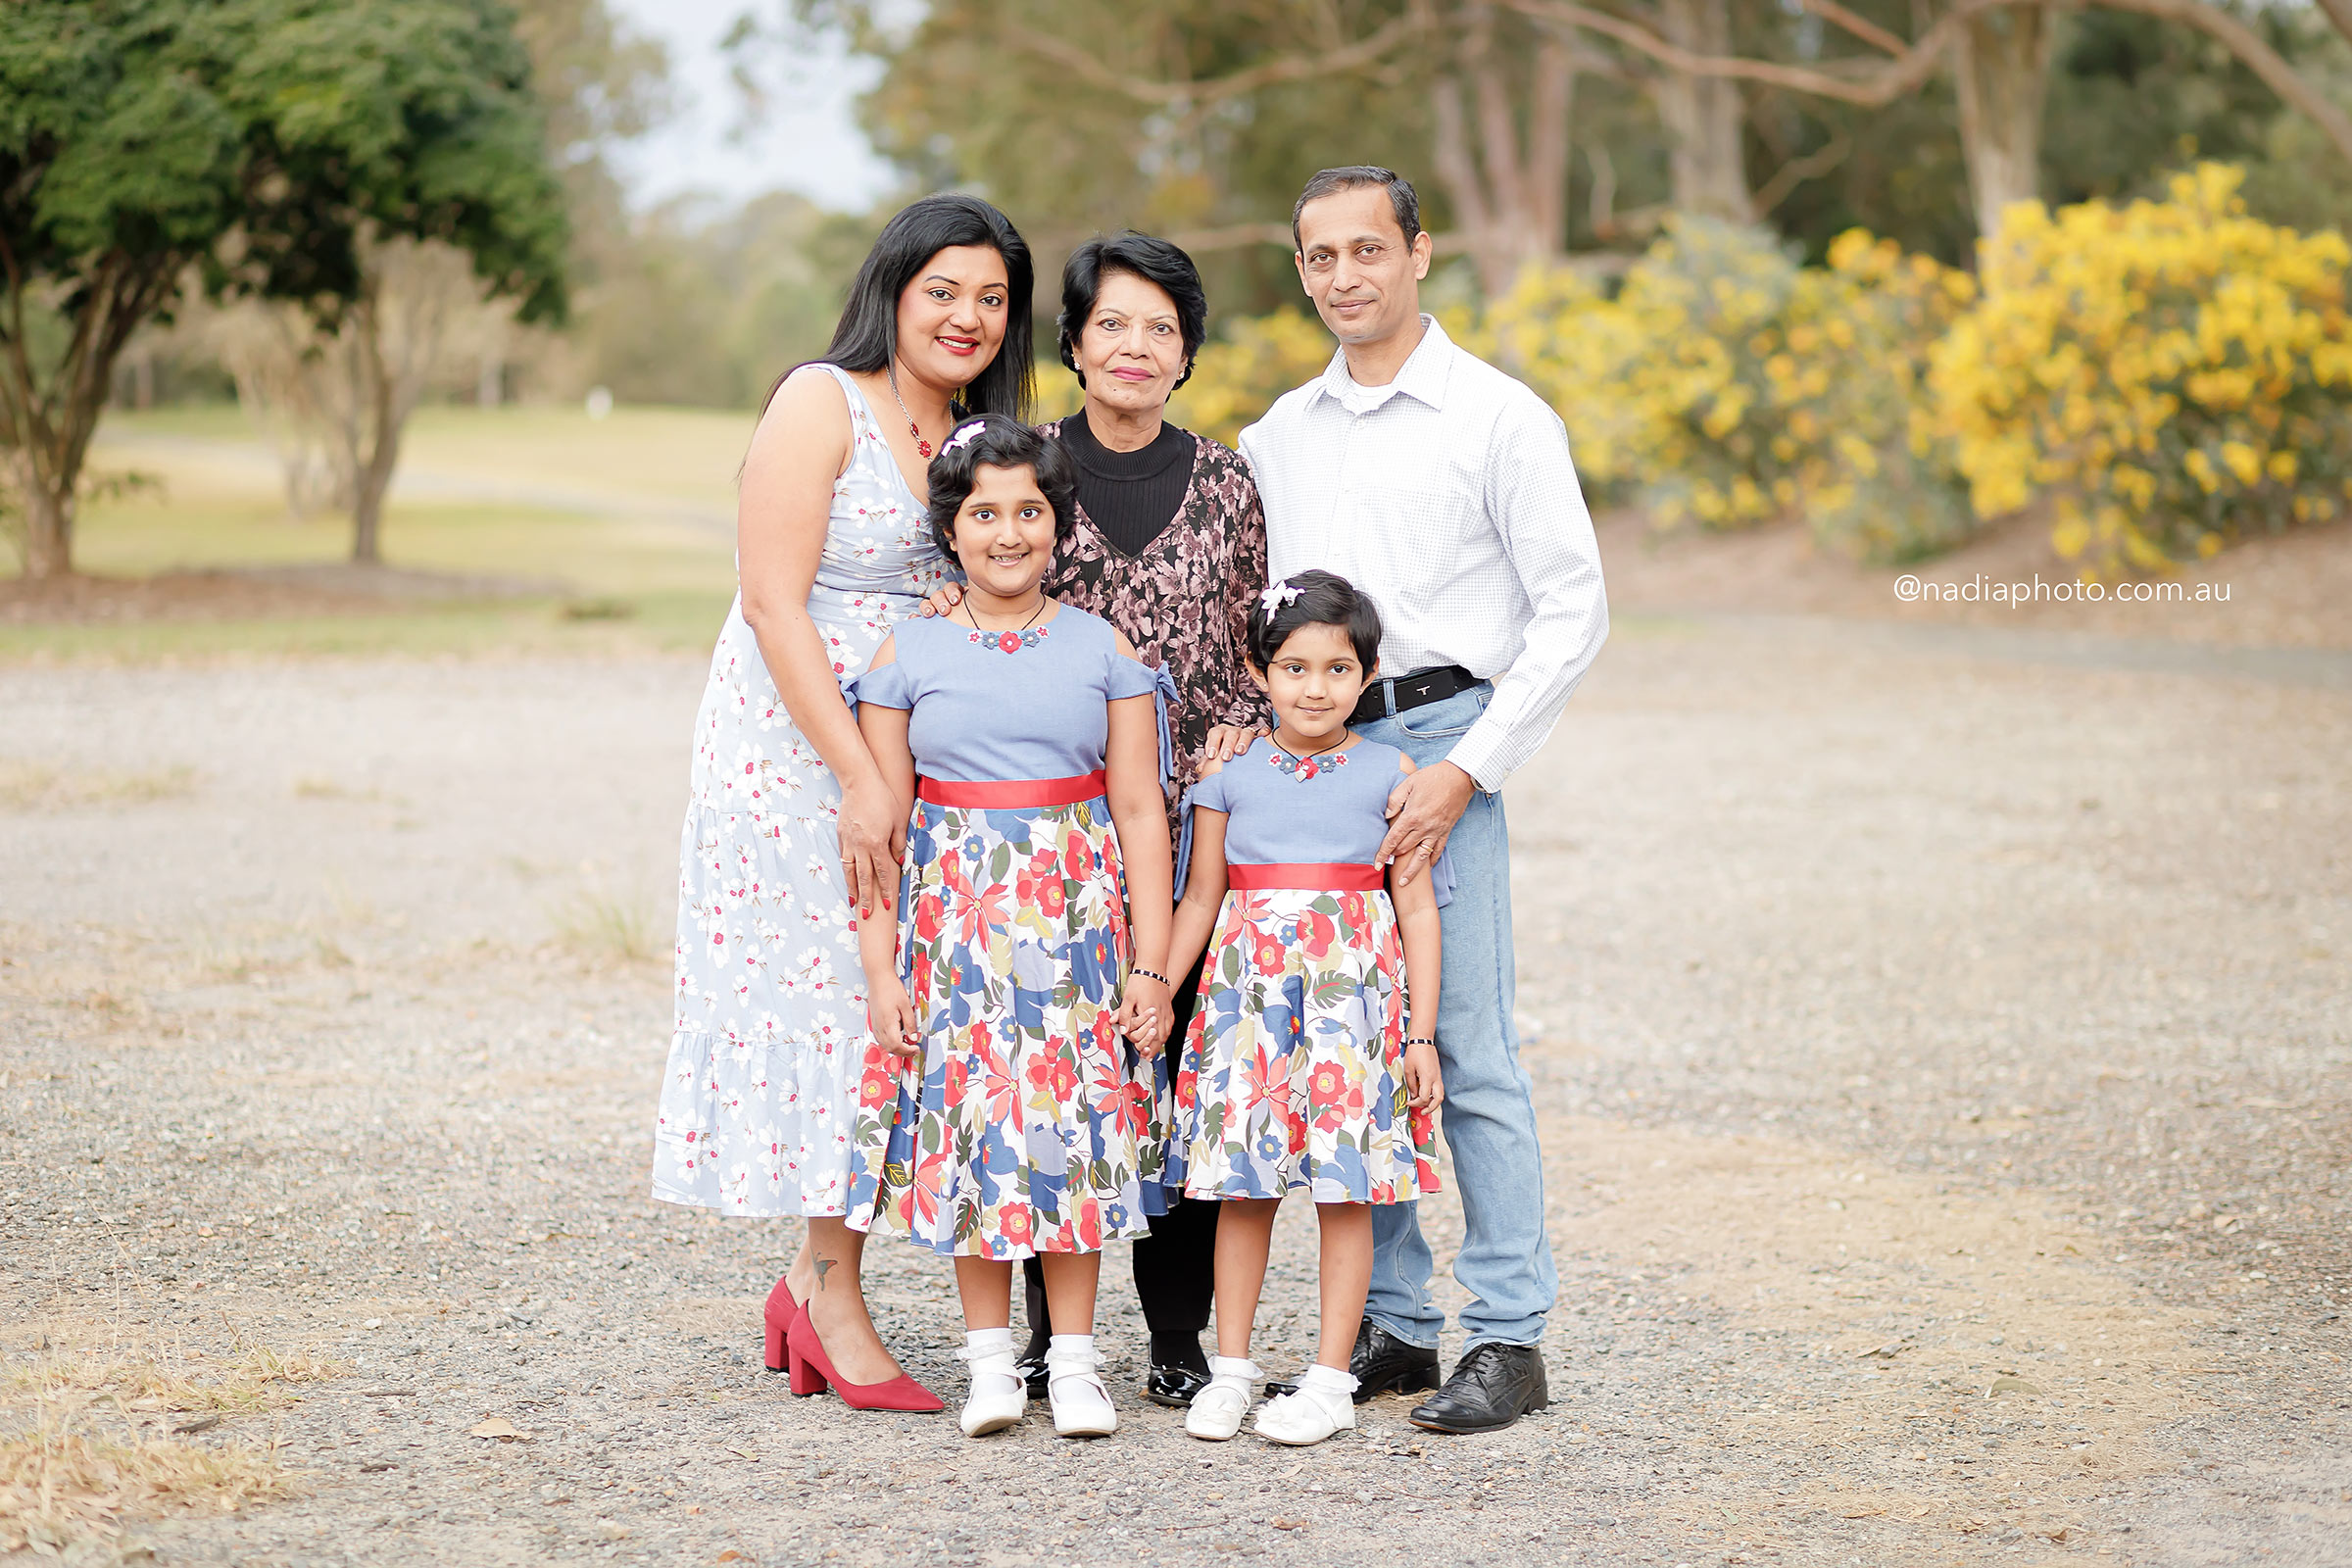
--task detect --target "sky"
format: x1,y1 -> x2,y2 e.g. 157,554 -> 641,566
602,0 -> 899,212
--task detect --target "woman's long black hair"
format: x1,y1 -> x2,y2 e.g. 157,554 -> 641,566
782,193 -> 1036,419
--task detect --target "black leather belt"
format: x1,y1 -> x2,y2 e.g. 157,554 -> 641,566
1349,663 -> 1480,726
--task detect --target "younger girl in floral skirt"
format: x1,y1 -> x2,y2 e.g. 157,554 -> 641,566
1167,569 -> 1444,1446
839,415 -> 1177,1440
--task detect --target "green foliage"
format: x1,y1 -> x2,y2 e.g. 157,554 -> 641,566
0,0 -> 570,573
574,193 -> 879,408
787,0 -> 1435,321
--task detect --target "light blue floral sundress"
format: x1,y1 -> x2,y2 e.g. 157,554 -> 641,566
652,365 -> 954,1217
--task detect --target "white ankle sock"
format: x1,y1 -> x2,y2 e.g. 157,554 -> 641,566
962,1327 -> 1018,1390
1206,1354 -> 1260,1390
1298,1362 -> 1358,1410
1047,1333 -> 1096,1364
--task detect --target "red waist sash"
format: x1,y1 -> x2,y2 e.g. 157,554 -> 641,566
1227,861 -> 1386,892
916,771 -> 1106,808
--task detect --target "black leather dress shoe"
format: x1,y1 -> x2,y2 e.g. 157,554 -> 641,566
1145,1362 -> 1209,1407
1015,1349 -> 1049,1398
1348,1317 -> 1441,1405
1408,1342 -> 1548,1434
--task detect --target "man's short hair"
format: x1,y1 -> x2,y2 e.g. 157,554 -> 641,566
1290,167 -> 1422,254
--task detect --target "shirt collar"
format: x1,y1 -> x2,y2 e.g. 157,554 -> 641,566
1314,314 -> 1451,416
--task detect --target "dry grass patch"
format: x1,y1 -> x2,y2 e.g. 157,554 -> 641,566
0,1326 -> 347,1554
0,760 -> 196,811
0,1413 -> 294,1555
12,1341 -> 346,1413
548,876 -> 662,966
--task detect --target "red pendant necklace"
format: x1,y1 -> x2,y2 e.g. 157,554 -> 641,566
887,369 -> 933,458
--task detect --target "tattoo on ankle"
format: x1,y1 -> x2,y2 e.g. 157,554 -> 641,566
813,1256 -> 836,1291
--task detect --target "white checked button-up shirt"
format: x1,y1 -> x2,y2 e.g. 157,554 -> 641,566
1239,315 -> 1609,790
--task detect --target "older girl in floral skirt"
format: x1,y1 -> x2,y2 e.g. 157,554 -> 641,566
838,415 -> 1177,1440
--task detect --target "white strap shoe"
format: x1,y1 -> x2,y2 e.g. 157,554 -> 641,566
1253,1384 -> 1356,1446
1045,1344 -> 1117,1438
1183,1356 -> 1261,1442
956,1347 -> 1027,1437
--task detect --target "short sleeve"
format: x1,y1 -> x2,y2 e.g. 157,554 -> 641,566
1173,762 -> 1231,900
850,655 -> 915,711
1105,654 -> 1161,702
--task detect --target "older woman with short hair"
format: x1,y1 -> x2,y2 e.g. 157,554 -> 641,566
932,230 -> 1269,1406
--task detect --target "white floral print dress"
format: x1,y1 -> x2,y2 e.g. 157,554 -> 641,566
652,365 -> 954,1217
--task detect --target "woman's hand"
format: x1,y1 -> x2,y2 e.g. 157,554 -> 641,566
1116,973 -> 1174,1056
911,583 -> 964,619
837,777 -> 906,919
1403,1037 -> 1444,1112
1200,722 -> 1269,763
868,980 -> 923,1059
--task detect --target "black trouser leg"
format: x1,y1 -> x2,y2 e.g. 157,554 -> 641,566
1132,1192 -> 1219,1336
1136,947 -> 1217,1345
1020,1256 -> 1052,1359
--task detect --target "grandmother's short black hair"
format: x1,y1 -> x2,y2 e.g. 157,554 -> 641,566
1056,232 -> 1209,392
1246,568 -> 1383,672
922,413 -> 1080,557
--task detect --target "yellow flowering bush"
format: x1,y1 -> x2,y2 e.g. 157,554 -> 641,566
1930,164 -> 2352,573
1161,164 -> 2351,574
1459,218 -> 1978,561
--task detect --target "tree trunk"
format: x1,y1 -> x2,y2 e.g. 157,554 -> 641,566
1,253 -> 179,579
11,453 -> 74,580
1432,12 -> 1576,295
1654,0 -> 1753,221
349,298 -> 402,565
1952,2 -> 2054,244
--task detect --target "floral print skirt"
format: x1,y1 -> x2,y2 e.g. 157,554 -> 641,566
845,796 -> 1165,1257
1173,887 -> 1440,1204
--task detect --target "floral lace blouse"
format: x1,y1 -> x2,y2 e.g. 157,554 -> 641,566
1041,418 -> 1270,842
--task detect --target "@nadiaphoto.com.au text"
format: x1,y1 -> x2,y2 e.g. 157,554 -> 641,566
1894,572 -> 2233,605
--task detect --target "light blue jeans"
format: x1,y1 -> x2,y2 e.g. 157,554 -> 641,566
1354,682 -> 1555,1349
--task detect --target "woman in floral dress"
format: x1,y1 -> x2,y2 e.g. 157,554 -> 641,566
926,231 -> 1268,1407
843,414 -> 1176,1440
652,194 -> 1035,1407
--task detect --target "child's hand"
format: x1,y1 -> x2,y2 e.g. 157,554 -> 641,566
868,982 -> 923,1060
1116,972 -> 1173,1057
1403,1036 -> 1444,1112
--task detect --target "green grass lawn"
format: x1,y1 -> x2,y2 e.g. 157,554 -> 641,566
5,404 -> 752,662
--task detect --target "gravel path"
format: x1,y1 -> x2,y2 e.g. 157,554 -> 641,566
3,614 -> 2347,1567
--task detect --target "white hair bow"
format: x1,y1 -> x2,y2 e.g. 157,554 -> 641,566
942,419 -> 988,456
1258,582 -> 1302,622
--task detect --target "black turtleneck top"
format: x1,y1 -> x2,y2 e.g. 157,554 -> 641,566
1057,410 -> 1197,558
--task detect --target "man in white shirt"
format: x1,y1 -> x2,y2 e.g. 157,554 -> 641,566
1238,167 -> 1608,1435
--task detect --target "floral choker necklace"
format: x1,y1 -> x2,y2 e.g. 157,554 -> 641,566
1267,735 -> 1349,781
962,594 -> 1050,654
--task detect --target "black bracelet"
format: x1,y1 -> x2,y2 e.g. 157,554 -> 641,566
1133,967 -> 1171,987
1402,1035 -> 1436,1047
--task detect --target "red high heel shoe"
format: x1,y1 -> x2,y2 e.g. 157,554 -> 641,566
784,1300 -> 944,1412
761,1275 -> 801,1373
